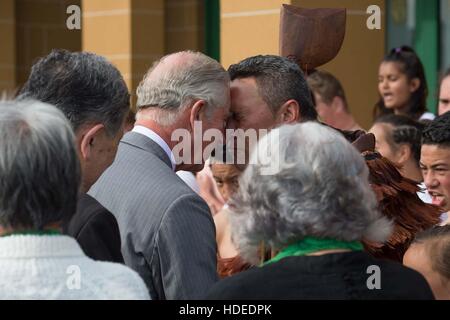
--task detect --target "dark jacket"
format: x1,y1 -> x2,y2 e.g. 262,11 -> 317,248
64,194 -> 124,264
206,251 -> 434,300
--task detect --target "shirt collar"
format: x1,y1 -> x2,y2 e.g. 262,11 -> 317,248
0,235 -> 85,259
132,125 -> 176,171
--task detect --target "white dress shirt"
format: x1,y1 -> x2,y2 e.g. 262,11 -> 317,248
132,125 -> 176,171
417,182 -> 432,204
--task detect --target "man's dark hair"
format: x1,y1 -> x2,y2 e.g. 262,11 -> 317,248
422,111 -> 450,148
228,55 -> 317,121
18,49 -> 130,136
307,69 -> 349,112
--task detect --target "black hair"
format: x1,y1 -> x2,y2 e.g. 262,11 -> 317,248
422,112 -> 450,148
228,55 -> 317,121
18,49 -> 130,136
374,46 -> 428,121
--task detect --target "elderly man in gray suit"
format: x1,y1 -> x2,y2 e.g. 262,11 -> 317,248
89,51 -> 230,300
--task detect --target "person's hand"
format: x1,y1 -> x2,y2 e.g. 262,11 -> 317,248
196,165 -> 225,216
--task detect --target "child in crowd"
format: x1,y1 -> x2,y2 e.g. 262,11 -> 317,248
374,46 -> 435,122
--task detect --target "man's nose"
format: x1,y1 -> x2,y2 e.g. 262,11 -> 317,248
424,171 -> 438,189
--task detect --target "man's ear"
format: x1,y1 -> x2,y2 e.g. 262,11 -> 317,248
332,96 -> 346,112
189,100 -> 206,131
79,124 -> 105,161
276,99 -> 300,125
396,144 -> 411,166
409,77 -> 421,93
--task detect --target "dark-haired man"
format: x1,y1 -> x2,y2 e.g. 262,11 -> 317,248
227,55 -> 317,132
18,49 -> 129,262
420,112 -> 450,225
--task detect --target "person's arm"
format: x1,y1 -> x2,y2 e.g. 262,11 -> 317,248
196,165 -> 225,215
155,194 -> 219,299
74,210 -> 124,264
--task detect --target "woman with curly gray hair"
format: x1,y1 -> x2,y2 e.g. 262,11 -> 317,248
206,122 -> 434,299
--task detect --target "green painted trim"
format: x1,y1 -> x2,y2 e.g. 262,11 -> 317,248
204,0 -> 220,61
414,0 -> 439,114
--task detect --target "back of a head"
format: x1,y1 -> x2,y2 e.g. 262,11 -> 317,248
375,114 -> 425,164
307,69 -> 348,111
412,225 -> 450,284
136,50 -> 230,126
18,49 -> 130,136
228,55 -> 317,121
230,122 -> 391,264
0,100 -> 80,230
422,112 -> 450,148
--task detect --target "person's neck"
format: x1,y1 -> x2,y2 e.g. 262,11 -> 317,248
401,161 -> 423,182
80,180 -> 90,194
135,119 -> 177,150
332,111 -> 361,131
0,223 -> 62,237
307,249 -> 351,256
394,104 -> 411,116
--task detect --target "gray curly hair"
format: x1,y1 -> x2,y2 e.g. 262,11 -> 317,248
229,122 -> 392,264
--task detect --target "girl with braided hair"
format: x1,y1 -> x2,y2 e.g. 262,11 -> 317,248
369,114 -> 432,203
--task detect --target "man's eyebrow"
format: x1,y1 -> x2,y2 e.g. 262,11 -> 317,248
420,162 -> 449,168
433,163 -> 450,168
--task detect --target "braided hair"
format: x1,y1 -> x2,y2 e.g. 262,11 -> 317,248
374,114 -> 425,165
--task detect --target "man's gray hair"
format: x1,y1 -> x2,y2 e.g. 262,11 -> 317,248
136,51 -> 230,126
230,122 -> 392,264
0,100 -> 80,230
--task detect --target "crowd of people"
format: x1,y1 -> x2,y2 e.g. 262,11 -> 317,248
0,45 -> 449,300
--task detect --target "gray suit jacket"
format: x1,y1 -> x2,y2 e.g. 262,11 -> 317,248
89,132 -> 218,299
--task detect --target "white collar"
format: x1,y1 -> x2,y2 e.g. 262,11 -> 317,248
132,125 -> 176,171
0,235 -> 85,259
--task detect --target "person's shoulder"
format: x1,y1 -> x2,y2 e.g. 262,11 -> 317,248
206,266 -> 264,299
366,256 -> 434,299
165,190 -> 212,217
66,195 -> 116,234
76,194 -> 114,222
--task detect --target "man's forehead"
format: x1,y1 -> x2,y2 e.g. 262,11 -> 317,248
230,78 -> 265,108
421,144 -> 450,162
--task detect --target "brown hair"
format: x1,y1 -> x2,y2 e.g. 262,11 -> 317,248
307,69 -> 349,111
362,152 -> 442,262
412,225 -> 450,281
